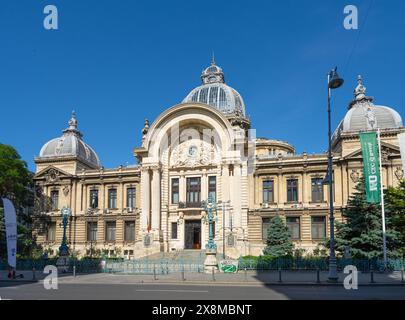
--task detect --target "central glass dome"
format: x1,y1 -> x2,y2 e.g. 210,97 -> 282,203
183,60 -> 246,116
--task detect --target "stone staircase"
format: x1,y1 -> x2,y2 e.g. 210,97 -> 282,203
104,250 -> 233,274
141,250 -> 206,262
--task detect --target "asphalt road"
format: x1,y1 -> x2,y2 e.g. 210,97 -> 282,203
1,282 -> 405,300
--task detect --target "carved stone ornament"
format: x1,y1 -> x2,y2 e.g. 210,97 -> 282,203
381,148 -> 390,163
350,170 -> 360,183
63,186 -> 70,196
395,167 -> 404,181
45,169 -> 60,183
170,139 -> 214,168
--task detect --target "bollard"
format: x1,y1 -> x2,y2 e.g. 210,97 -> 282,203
244,267 -> 247,282
73,265 -> 76,277
278,268 -> 282,283
181,266 -> 185,281
153,264 -> 157,280
401,267 -> 404,283
32,268 -> 36,281
316,268 -> 320,284
212,268 -> 215,282
370,266 -> 375,284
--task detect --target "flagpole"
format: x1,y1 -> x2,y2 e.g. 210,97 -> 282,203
377,128 -> 388,269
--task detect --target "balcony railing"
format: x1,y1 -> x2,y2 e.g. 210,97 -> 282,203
178,202 -> 203,209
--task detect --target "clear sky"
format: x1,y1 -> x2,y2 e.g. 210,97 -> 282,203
1,0 -> 404,171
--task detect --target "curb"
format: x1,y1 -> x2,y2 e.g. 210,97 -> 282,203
0,279 -> 39,284
55,279 -> 405,287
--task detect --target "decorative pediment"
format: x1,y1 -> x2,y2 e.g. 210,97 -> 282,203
343,142 -> 401,161
35,166 -> 73,183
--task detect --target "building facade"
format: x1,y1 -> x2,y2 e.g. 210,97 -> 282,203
33,61 -> 404,259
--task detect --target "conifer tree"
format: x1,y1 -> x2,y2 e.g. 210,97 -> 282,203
263,215 -> 294,258
335,178 -> 401,259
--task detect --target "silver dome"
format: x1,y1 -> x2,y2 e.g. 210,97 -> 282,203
183,60 -> 246,116
38,112 -> 101,168
335,76 -> 403,134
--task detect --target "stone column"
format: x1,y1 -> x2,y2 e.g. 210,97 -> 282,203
151,167 -> 161,231
201,171 -> 208,201
141,168 -> 151,231
222,164 -> 230,202
233,163 -> 242,229
179,171 -> 186,203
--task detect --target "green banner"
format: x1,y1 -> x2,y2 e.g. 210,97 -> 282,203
360,132 -> 381,203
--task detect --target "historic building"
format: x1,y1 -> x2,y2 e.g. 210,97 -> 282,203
33,61 -> 405,259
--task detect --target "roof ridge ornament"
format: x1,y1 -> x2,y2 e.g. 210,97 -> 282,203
348,75 -> 373,109
63,110 -> 83,137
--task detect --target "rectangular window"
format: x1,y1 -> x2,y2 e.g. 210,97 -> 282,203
263,180 -> 274,203
124,221 -> 135,242
47,222 -> 56,242
287,179 -> 298,203
262,218 -> 272,240
311,216 -> 326,240
50,190 -> 59,211
311,178 -> 324,203
186,177 -> 201,205
208,176 -> 217,202
171,178 -> 179,204
87,221 -> 98,242
127,187 -> 136,209
286,217 -> 300,240
108,189 -> 117,209
171,222 -> 178,239
90,189 -> 99,209
105,221 -> 116,242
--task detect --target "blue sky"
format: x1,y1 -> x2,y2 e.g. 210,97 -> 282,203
1,0 -> 404,171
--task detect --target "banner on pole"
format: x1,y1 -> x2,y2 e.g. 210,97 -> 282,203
360,132 -> 381,203
398,132 -> 405,173
2,198 -> 17,268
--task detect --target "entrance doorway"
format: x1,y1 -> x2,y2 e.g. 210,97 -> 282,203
184,220 -> 201,250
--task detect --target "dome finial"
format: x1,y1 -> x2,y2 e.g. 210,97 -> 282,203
69,110 -> 77,129
354,75 -> 366,100
211,51 -> 216,66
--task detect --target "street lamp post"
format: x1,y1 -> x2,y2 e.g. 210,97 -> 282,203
202,195 -> 218,273
327,67 -> 344,282
59,207 -> 71,256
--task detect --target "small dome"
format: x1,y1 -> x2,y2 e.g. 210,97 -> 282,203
183,59 -> 246,116
38,112 -> 101,168
335,76 -> 403,134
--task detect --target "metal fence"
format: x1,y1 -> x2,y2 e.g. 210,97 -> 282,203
103,258 -> 205,275
238,257 -> 405,272
2,257 -> 404,274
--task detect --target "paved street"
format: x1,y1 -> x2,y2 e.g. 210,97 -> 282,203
1,280 -> 405,300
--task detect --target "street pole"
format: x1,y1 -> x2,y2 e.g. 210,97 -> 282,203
222,202 -> 225,260
377,128 -> 388,269
326,68 -> 344,282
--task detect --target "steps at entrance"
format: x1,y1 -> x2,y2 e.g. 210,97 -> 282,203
106,250 -> 236,274
140,250 -> 205,263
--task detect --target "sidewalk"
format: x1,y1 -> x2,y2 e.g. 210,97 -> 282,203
2,269 -> 404,286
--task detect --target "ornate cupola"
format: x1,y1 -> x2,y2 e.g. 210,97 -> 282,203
36,111 -> 101,171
